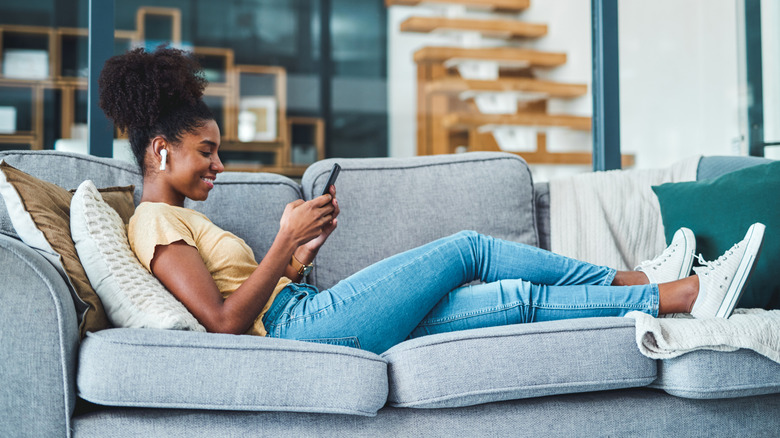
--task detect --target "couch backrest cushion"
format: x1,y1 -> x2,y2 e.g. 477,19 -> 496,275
301,152 -> 538,290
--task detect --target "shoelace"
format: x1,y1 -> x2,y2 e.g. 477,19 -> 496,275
695,244 -> 739,272
644,244 -> 678,269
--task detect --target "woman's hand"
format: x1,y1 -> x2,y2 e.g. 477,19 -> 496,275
278,188 -> 338,248
301,185 -> 340,254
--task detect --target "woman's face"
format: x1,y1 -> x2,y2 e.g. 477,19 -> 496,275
164,119 -> 224,203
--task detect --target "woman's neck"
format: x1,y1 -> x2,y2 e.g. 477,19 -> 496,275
139,176 -> 185,207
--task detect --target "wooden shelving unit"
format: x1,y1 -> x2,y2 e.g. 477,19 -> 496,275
389,0 -> 635,165
0,9 -> 325,176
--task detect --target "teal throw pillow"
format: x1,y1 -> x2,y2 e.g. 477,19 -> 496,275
652,160 -> 780,309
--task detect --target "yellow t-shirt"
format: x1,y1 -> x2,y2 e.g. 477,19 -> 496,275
127,202 -> 290,336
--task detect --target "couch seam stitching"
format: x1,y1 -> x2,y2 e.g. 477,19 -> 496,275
86,333 -> 387,363
382,323 -> 636,357
391,375 -> 658,405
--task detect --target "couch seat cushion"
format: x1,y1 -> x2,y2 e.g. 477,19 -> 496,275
78,329 -> 388,416
382,317 -> 656,409
652,349 -> 780,399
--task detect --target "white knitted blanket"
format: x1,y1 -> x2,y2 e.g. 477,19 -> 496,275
626,309 -> 780,364
549,156 -> 701,270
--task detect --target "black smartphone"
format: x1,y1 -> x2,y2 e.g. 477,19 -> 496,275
320,163 -> 341,196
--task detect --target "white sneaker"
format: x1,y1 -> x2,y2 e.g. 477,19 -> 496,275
691,223 -> 766,319
636,227 -> 696,284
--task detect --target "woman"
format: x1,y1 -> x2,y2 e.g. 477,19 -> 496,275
100,47 -> 764,355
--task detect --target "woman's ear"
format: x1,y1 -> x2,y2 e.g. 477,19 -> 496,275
151,136 -> 168,171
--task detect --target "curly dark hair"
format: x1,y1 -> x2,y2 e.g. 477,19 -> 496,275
98,46 -> 214,174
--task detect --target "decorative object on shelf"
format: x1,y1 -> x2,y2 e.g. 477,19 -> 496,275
2,49 -> 49,79
239,97 -> 277,142
456,61 -> 498,80
488,125 -> 536,152
0,106 -> 16,134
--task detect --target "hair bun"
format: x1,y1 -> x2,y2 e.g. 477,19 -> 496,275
98,46 -> 207,131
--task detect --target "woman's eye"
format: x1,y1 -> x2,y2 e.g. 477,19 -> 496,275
200,152 -> 212,157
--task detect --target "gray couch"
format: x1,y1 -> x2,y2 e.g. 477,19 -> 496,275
1,150 -> 779,437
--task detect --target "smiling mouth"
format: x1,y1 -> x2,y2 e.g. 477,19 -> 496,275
201,177 -> 215,188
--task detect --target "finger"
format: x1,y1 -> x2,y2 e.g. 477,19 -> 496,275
315,199 -> 336,215
313,193 -> 333,206
319,214 -> 333,226
332,198 -> 340,217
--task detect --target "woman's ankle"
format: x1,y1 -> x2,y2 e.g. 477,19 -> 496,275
612,271 -> 650,286
658,275 -> 699,315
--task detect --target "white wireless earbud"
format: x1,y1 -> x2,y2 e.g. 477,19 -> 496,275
159,149 -> 168,171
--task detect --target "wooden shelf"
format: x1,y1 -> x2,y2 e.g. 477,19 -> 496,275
223,164 -> 307,178
221,140 -> 284,154
470,132 -> 635,167
386,0 -> 530,12
442,112 -> 592,131
425,77 -> 587,99
414,46 -> 567,68
400,16 -> 547,39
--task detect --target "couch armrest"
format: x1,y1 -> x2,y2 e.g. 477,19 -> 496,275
0,234 -> 79,438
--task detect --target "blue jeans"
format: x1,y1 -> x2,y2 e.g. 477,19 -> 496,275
263,231 -> 659,354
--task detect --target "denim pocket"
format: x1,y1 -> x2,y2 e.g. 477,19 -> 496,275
299,336 -> 361,349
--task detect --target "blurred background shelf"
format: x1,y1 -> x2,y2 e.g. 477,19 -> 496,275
0,9 -> 325,176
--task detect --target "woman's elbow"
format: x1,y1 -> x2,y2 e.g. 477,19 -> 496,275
199,313 -> 249,335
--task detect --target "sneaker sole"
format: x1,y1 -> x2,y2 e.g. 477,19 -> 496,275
676,228 -> 695,280
716,223 -> 766,318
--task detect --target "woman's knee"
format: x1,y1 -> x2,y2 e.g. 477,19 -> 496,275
452,229 -> 480,240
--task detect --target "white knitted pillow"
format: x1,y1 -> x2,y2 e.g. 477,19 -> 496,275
70,180 -> 205,331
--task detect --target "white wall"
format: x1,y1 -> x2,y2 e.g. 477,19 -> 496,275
620,0 -> 741,168
388,0 -> 748,177
762,0 -> 780,159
